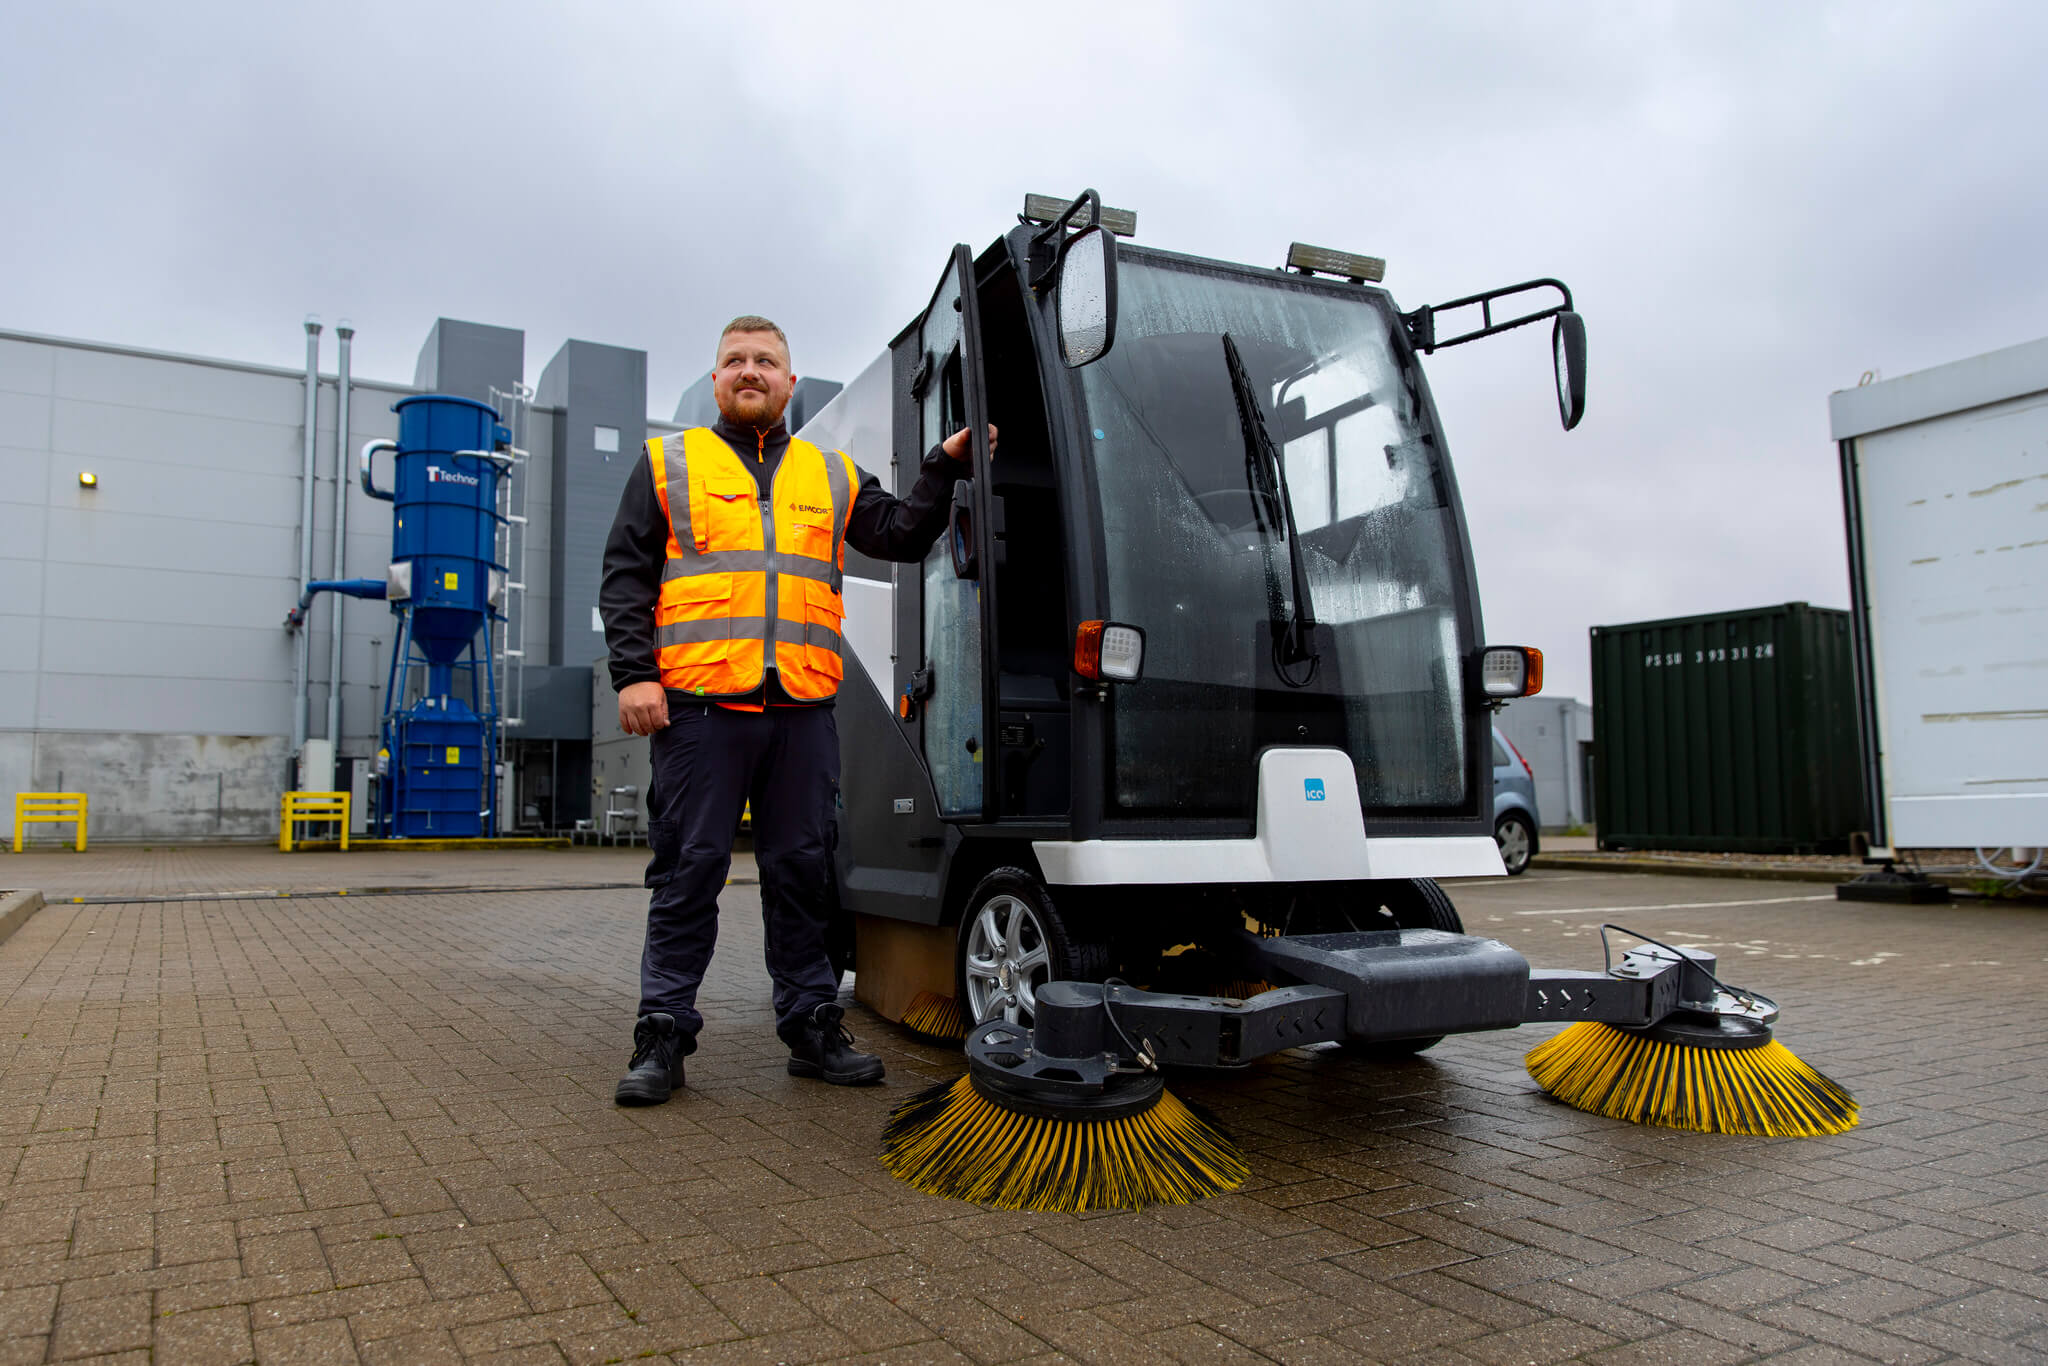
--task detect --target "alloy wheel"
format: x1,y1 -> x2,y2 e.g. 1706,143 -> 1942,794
962,893 -> 1052,1026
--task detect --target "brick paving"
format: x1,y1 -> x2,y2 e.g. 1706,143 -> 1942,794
0,853 -> 2043,1364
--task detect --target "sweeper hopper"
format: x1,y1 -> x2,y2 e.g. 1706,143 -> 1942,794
788,191 -> 1853,1210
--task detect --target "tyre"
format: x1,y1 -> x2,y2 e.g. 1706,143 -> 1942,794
1341,877 -> 1463,1059
1495,812 -> 1536,876
955,867 -> 1111,1028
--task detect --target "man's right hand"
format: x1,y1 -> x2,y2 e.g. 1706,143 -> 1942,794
618,681 -> 670,735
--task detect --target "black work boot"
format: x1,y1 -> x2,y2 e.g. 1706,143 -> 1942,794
613,1013 -> 685,1106
786,1003 -> 885,1085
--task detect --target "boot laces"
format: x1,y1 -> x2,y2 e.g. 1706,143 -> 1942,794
630,1018 -> 671,1067
812,1008 -> 856,1049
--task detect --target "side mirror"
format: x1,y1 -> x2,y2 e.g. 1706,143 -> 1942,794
1056,225 -> 1117,368
1552,311 -> 1586,431
949,479 -> 978,579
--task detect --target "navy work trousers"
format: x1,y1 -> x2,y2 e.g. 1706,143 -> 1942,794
637,701 -> 841,1047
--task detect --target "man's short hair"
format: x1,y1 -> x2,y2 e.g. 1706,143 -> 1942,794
718,315 -> 789,363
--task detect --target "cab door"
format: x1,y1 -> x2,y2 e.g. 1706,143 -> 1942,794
907,246 -> 1000,821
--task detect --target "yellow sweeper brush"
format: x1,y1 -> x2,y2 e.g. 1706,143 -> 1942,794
1525,926 -> 1858,1137
881,989 -> 1249,1212
1526,1015 -> 1857,1136
898,990 -> 970,1043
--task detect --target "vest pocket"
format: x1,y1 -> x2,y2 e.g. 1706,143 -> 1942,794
694,474 -> 761,550
785,518 -> 836,563
804,577 -> 845,681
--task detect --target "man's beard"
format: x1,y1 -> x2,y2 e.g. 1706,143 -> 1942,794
721,387 -> 784,427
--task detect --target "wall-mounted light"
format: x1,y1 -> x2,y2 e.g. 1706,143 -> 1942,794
78,472 -> 98,488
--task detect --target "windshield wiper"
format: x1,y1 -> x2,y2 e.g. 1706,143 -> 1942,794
1222,333 -> 1319,678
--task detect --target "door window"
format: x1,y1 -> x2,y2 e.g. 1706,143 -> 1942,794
918,262 -> 983,818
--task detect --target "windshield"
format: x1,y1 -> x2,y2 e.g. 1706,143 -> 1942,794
1079,254 -> 1471,820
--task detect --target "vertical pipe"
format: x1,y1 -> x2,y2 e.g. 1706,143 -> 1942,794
326,322 -> 354,747
293,316 -> 323,759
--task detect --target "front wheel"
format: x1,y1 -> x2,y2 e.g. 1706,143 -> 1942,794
1495,812 -> 1536,876
956,867 -> 1110,1028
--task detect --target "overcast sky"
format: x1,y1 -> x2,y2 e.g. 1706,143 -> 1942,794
6,1 -> 2045,703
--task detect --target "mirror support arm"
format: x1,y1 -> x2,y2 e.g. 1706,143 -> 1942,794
1401,279 -> 1575,354
1028,188 -> 1104,289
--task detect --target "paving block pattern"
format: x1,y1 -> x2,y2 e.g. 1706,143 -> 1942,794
0,854 -> 2043,1363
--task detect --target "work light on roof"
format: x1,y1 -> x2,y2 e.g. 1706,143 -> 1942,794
1023,193 -> 1137,238
1287,242 -> 1386,283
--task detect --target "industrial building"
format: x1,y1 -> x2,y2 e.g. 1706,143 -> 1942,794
1495,696 -> 1594,831
0,317 -> 840,842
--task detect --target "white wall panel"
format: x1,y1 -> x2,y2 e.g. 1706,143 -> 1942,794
0,558 -> 43,609
40,447 -> 302,528
0,612 -> 40,667
0,676 -> 36,730
44,506 -> 297,577
0,496 -> 48,560
40,617 -> 290,684
44,563 -> 290,630
53,346 -> 305,424
0,674 -> 35,730
37,673 -> 291,735
0,390 -> 52,450
0,339 -> 56,396
49,396 -> 303,478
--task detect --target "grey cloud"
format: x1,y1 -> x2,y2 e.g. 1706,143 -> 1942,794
5,0 -> 2043,704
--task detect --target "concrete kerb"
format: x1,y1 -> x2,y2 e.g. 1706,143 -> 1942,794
1532,853 -> 1856,884
1534,852 -> 2046,898
0,888 -> 46,947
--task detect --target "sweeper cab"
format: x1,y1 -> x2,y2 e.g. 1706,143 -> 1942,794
797,192 -> 1836,1123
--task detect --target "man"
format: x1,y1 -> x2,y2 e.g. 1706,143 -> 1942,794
600,315 -> 990,1105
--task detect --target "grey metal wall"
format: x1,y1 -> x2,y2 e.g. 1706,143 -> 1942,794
538,340 -> 648,672
0,323 -> 564,840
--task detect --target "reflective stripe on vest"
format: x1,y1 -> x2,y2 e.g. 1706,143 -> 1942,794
647,428 -> 856,701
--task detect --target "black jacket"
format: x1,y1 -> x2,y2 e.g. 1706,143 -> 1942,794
600,415 -> 963,701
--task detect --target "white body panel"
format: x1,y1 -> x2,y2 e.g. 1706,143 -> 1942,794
1034,746 -> 1506,884
1831,338 -> 2048,848
794,351 -> 897,693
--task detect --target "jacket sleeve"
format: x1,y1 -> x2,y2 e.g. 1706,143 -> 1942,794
843,443 -> 967,563
599,448 -> 669,692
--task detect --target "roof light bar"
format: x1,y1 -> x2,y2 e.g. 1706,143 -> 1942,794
1024,193 -> 1137,238
1286,242 -> 1386,283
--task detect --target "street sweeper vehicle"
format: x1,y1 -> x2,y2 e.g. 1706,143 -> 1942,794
792,192 -> 1855,1209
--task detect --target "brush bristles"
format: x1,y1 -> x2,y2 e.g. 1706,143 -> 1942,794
899,991 -> 969,1042
1526,1022 -> 1859,1136
881,1076 -> 1250,1211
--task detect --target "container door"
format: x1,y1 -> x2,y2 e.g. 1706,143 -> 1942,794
913,246 -> 1000,820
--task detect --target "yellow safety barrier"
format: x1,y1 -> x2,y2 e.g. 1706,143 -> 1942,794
280,791 -> 351,852
12,792 -> 89,852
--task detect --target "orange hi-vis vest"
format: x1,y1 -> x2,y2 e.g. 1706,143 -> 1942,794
648,427 -> 859,702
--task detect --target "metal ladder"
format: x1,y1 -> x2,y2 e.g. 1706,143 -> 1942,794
491,383 -> 534,825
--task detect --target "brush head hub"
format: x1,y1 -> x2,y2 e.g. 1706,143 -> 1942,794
1624,1012 -> 1774,1050
967,1061 -> 1165,1122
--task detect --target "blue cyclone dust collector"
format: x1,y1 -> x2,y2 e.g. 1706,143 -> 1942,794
289,395 -> 511,837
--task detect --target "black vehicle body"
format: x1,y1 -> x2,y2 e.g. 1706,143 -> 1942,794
795,196 -> 1580,1039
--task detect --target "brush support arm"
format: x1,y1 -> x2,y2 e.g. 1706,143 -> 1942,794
977,935 -> 1781,1088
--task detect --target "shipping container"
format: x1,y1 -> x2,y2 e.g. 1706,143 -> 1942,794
1591,603 -> 1866,853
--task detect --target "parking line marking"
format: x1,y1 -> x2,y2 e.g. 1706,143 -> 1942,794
1515,894 -> 1834,916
